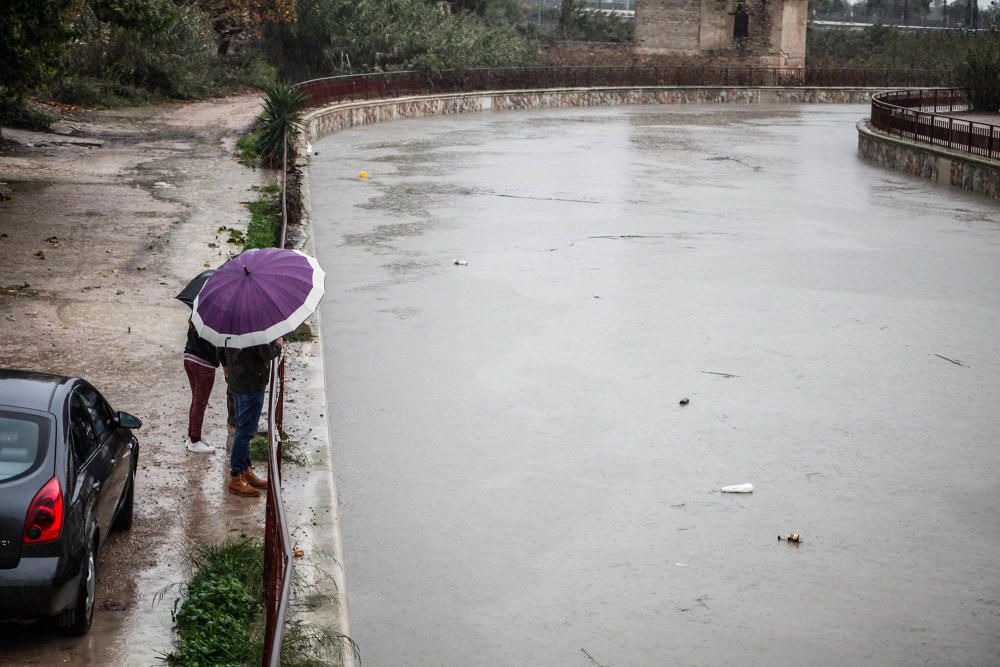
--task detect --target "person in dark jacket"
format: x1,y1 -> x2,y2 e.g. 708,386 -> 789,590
184,319 -> 221,453
222,339 -> 282,497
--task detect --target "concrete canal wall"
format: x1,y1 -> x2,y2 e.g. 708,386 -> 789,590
302,86 -> 877,144
857,120 -> 1000,201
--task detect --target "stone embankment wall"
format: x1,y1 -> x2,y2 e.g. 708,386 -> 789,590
303,86 -> 875,144
857,120 -> 1000,200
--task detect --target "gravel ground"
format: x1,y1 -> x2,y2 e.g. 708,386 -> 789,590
0,95 -> 274,665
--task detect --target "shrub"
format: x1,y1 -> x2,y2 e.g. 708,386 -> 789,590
57,0 -> 215,103
263,0 -> 539,80
51,1 -> 276,107
165,538 -> 264,667
0,96 -> 54,131
957,33 -> 1000,112
559,1 -> 634,43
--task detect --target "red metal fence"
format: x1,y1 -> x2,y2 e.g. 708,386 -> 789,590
262,350 -> 292,667
297,66 -> 950,109
261,142 -> 293,667
870,88 -> 1000,161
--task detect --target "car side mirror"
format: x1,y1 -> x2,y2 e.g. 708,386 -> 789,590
116,412 -> 142,429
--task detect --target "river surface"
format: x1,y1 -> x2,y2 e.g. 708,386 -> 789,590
310,104 -> 1000,667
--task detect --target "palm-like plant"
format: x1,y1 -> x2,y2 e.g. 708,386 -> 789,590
256,83 -> 307,167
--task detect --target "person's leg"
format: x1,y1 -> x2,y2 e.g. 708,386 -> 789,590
185,360 -> 215,443
231,390 -> 265,476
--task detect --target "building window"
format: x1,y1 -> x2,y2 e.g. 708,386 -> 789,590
733,3 -> 749,39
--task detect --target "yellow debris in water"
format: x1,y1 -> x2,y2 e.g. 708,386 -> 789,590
359,170 -> 368,180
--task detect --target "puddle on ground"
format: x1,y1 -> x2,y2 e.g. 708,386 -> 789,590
58,302 -> 184,345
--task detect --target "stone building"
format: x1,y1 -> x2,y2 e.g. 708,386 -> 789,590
634,0 -> 808,68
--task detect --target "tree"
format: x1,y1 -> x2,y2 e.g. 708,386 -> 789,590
194,0 -> 298,54
0,0 -> 77,99
957,33 -> 1000,112
0,0 -> 78,137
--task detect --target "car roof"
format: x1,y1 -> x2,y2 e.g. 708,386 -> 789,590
0,369 -> 76,413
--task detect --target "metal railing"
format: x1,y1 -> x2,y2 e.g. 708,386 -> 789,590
261,143 -> 293,667
262,350 -> 292,667
870,88 -> 1000,161
297,66 -> 950,109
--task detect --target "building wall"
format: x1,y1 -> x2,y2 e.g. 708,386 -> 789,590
634,0 -> 808,67
780,0 -> 808,67
635,0 -> 702,55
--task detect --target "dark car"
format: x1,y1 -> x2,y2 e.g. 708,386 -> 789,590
0,369 -> 140,635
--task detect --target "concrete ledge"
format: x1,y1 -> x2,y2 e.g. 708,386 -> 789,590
857,119 -> 1000,200
303,86 -> 881,143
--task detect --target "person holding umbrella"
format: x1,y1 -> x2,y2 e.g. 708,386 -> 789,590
221,339 -> 283,496
183,319 -> 222,453
192,248 -> 325,498
177,270 -> 222,454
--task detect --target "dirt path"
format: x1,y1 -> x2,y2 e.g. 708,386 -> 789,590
0,95 -> 272,665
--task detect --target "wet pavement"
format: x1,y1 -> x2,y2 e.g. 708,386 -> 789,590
309,104 -> 1000,666
0,96 -> 276,665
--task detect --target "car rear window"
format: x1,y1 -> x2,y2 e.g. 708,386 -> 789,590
0,412 -> 49,482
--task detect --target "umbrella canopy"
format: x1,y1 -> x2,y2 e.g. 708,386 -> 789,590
175,269 -> 216,308
192,248 -> 325,349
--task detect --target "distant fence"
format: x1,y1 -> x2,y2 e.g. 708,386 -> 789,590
297,66 -> 950,109
870,88 -> 1000,161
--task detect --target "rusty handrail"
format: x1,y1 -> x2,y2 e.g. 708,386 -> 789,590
262,139 -> 293,666
870,88 -> 1000,161
296,66 -> 950,110
262,350 -> 292,667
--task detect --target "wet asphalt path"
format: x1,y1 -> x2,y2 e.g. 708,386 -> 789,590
309,104 -> 1000,666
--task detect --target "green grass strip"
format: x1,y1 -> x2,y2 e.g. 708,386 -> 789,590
164,538 -> 264,667
244,184 -> 281,250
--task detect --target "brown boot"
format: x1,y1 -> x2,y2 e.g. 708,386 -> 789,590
243,466 -> 268,490
228,472 -> 260,497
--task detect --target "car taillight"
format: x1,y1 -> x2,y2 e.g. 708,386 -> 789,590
23,476 -> 63,544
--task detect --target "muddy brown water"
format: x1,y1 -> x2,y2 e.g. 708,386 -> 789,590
311,104 -> 1000,666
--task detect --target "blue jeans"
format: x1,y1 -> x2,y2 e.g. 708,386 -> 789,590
231,390 -> 265,476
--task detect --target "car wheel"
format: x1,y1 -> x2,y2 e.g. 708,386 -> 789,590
112,464 -> 135,532
57,538 -> 96,636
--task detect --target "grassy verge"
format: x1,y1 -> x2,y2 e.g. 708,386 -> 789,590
249,431 -> 308,465
244,183 -> 281,250
164,539 -> 358,666
165,538 -> 264,666
236,127 -> 264,168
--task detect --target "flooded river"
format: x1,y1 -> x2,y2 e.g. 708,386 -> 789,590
310,104 -> 1000,666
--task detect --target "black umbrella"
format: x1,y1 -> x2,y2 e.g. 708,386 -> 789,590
174,269 -> 216,308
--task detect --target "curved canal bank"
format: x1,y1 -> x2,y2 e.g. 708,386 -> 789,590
302,86 -> 880,145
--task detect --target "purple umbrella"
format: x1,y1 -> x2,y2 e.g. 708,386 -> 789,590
192,248 -> 325,349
